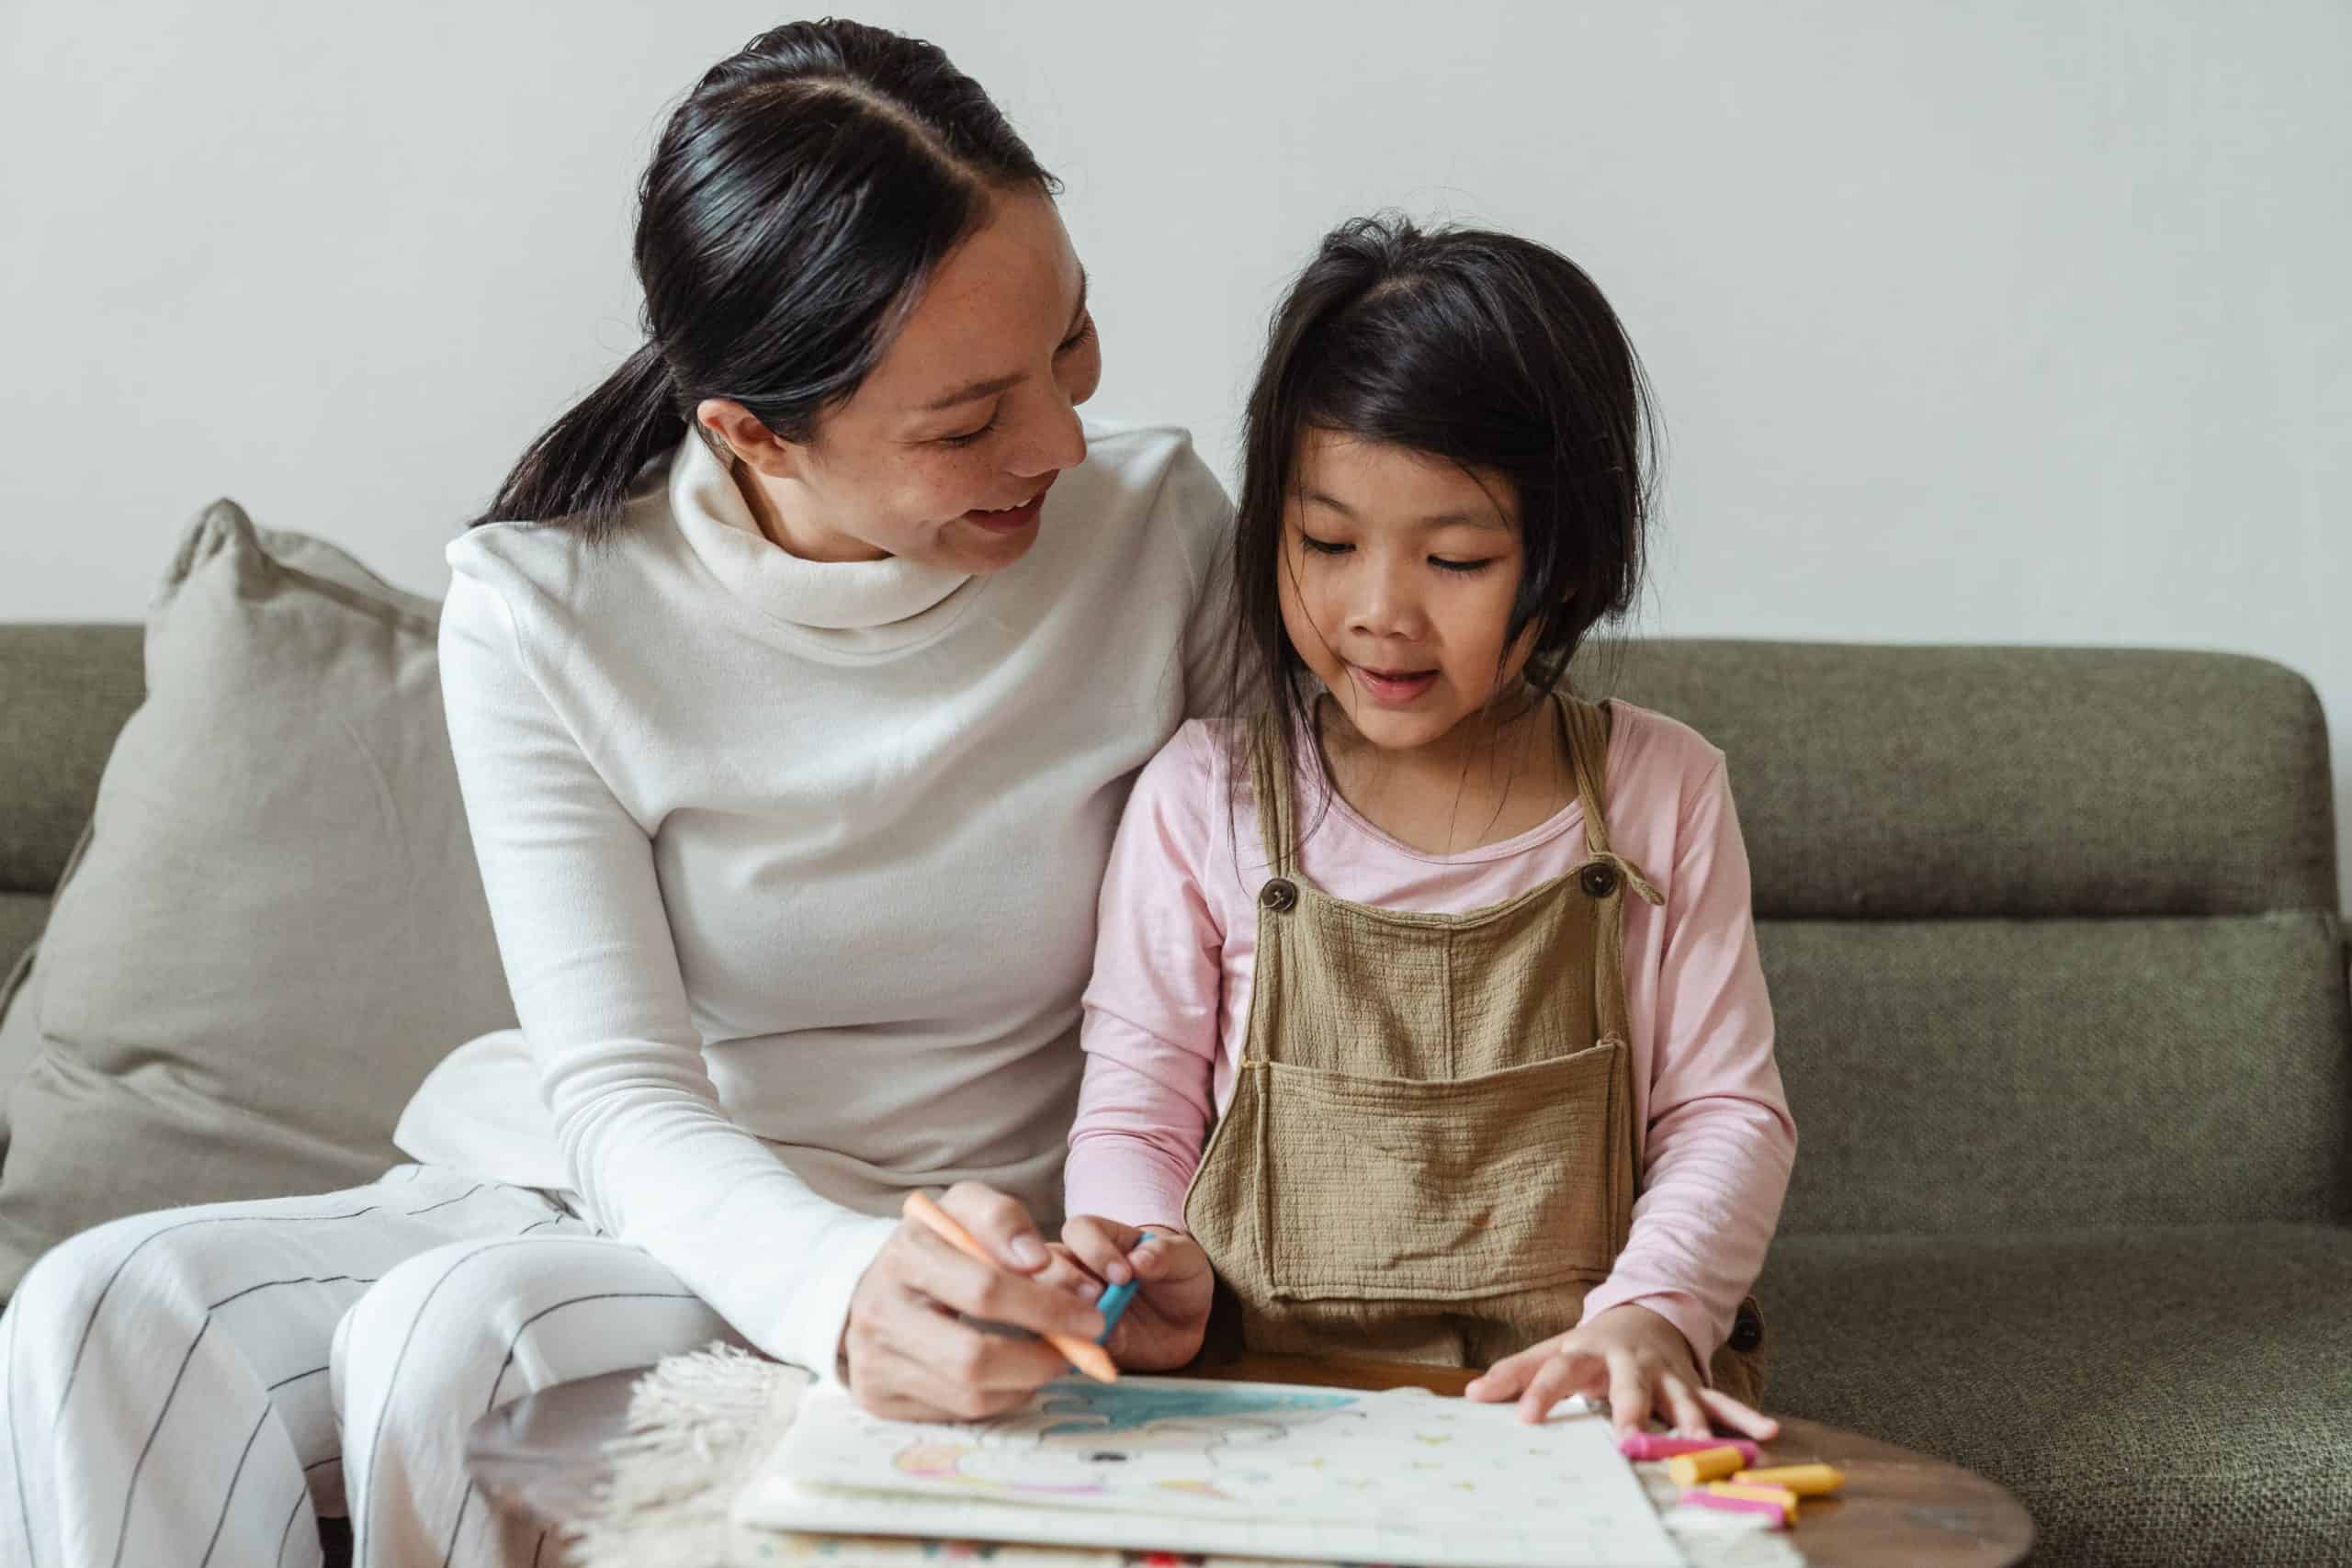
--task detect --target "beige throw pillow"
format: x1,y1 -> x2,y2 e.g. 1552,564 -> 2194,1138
0,502 -> 516,1296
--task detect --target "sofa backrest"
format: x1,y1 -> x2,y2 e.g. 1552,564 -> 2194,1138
0,626 -> 142,976
5,627 -> 2346,1236
1602,639 -> 2349,1236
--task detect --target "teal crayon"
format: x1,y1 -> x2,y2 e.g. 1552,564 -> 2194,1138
1093,1229 -> 1164,1342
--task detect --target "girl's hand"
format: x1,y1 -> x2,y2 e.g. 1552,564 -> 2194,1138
1059,1215 -> 1215,1371
1463,1303 -> 1781,1440
841,1181 -> 1106,1421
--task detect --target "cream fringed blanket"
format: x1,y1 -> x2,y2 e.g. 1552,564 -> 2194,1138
565,1345 -> 1805,1568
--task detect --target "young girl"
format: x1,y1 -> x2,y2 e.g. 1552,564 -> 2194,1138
1057,215 -> 1793,1440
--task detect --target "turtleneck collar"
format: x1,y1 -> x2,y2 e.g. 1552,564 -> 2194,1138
665,434 -> 975,636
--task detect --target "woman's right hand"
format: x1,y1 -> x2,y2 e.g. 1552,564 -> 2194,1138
1058,1216 -> 1215,1371
841,1182 -> 1106,1421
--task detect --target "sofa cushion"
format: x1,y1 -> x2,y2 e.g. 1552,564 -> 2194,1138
0,624 -> 143,902
0,502 -> 516,1296
1760,1224 -> 2352,1565
1603,640 -> 2339,920
0,931 -> 42,1162
1759,913 -> 2352,1234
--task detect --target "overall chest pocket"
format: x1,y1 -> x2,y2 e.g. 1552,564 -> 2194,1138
1255,1039 -> 1629,1303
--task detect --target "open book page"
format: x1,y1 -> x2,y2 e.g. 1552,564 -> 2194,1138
734,1375 -> 1685,1568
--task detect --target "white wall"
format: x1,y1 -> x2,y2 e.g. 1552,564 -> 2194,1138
4,1 -> 2346,906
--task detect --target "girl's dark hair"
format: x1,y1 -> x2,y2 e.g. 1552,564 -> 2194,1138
476,19 -> 1057,534
1224,212 -> 1657,781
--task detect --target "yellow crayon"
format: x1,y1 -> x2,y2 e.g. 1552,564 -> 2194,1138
1705,1482 -> 1800,1526
1733,1462 -> 1844,1496
1665,1447 -> 1748,1486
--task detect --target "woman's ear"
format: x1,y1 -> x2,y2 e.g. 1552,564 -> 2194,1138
695,398 -> 806,479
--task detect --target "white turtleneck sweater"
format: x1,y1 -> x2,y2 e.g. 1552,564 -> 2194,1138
395,421 -> 1231,1380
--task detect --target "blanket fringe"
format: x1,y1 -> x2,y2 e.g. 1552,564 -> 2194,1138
564,1342 -> 808,1568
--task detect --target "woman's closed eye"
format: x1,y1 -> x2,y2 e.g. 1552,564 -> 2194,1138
935,315 -> 1099,447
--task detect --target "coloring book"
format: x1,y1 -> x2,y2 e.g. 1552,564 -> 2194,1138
732,1376 -> 1686,1566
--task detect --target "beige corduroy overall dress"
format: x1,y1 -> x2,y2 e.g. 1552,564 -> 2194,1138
1182,696 -> 1766,1402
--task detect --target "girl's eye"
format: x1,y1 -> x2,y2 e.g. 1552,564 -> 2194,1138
1300,536 -> 1351,557
1057,313 -> 1097,355
1431,557 -> 1497,575
937,413 -> 1000,448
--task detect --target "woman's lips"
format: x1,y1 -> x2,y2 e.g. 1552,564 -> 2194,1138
1349,664 -> 1439,705
962,475 -> 1057,534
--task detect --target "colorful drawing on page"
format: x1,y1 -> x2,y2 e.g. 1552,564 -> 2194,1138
872,1382 -> 1365,1509
744,1376 -> 1684,1567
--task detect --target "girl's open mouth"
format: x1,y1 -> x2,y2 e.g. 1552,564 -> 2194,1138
1350,665 -> 1439,705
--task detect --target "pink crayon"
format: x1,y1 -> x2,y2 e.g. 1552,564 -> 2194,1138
1679,1488 -> 1790,1529
1619,1432 -> 1764,1464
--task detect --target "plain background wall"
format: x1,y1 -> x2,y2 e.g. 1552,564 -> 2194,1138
4,0 -> 2346,906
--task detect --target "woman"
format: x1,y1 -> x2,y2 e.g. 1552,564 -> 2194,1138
0,20 -> 1228,1568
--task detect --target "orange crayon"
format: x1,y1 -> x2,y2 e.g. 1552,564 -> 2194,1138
1666,1446 -> 1749,1486
900,1190 -> 1118,1383
1734,1462 -> 1844,1496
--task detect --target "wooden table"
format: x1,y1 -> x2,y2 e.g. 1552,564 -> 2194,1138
467,1354 -> 2033,1567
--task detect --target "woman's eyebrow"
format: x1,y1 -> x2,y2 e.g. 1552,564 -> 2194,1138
915,267 -> 1091,413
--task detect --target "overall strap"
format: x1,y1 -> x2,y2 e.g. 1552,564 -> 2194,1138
1246,710 -> 1299,878
1557,694 -> 1664,907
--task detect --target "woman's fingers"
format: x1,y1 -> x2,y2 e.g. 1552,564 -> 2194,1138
1698,1386 -> 1781,1441
940,1180 -> 1052,1272
864,1258 -> 1072,1404
852,1314 -> 1055,1421
905,1223 -> 1104,1343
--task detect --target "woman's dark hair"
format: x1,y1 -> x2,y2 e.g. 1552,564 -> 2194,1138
476,18 -> 1057,534
1222,212 -> 1657,791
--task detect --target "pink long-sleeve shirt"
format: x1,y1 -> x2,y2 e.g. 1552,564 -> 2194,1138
1065,703 -> 1796,1365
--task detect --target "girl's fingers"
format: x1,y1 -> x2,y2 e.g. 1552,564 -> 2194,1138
1698,1386 -> 1781,1441
1128,1230 -> 1203,1282
1515,1348 -> 1602,1423
1060,1214 -> 1142,1284
1033,1243 -> 1102,1301
1657,1373 -> 1711,1438
1603,1348 -> 1655,1436
1464,1340 -> 1552,1403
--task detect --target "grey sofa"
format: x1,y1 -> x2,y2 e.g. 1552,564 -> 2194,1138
4,626 -> 2347,1565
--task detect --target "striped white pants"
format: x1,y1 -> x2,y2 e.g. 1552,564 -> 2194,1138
0,1165 -> 750,1568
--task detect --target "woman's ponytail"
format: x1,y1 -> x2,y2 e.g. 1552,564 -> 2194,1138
470,19 -> 1057,538
474,343 -> 684,536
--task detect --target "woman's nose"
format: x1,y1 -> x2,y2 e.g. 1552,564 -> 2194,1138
1008,395 -> 1087,478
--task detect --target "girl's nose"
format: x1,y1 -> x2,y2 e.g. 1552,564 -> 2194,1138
1350,562 -> 1426,640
